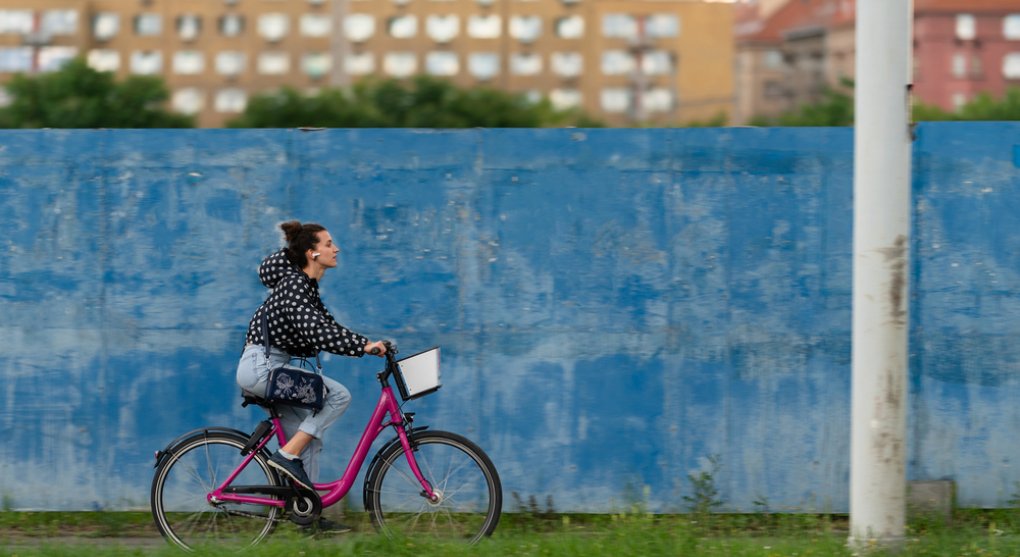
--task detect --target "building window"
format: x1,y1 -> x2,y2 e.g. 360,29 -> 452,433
87,49 -> 120,72
951,92 -> 968,109
345,14 -> 374,42
220,14 -> 244,37
0,47 -> 31,72
215,51 -> 246,75
388,15 -> 417,39
764,81 -> 785,98
510,15 -> 541,42
216,88 -> 247,113
510,52 -> 541,75
130,51 -> 163,74
601,50 -> 635,75
42,10 -> 78,35
602,14 -> 636,40
643,50 -> 674,75
549,88 -> 581,110
1003,52 -> 1020,78
134,13 -> 162,36
258,14 -> 289,42
172,88 -> 204,115
646,14 -> 679,38
971,54 -> 983,77
642,88 -> 674,113
956,14 -> 976,41
301,14 -> 331,37
302,52 -> 331,78
383,52 -> 416,77
93,13 -> 120,41
257,52 -> 290,74
0,10 -> 33,34
600,88 -> 630,113
426,15 -> 459,43
36,46 -> 75,72
468,52 -> 499,80
555,15 -> 583,39
762,49 -> 783,69
173,51 -> 204,74
551,51 -> 582,77
951,52 -> 966,78
177,14 -> 201,41
425,51 -> 459,76
1004,14 -> 1020,40
468,15 -> 501,39
345,52 -> 374,75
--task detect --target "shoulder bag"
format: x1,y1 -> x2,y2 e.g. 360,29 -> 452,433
261,313 -> 325,412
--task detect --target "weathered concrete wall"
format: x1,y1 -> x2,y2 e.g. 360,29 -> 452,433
0,124 -> 1017,512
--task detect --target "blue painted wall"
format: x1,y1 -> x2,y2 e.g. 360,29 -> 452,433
0,124 -> 1018,512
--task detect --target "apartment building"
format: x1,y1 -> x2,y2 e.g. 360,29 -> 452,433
733,0 -> 853,124
735,0 -> 1020,124
0,0 -> 734,127
914,0 -> 1020,112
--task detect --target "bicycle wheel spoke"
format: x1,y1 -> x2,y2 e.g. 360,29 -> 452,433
151,433 -> 281,551
365,431 -> 502,544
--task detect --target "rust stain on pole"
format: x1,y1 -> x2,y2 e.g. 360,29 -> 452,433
879,235 -> 908,324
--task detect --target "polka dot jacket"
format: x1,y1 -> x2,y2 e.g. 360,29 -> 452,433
244,249 -> 369,358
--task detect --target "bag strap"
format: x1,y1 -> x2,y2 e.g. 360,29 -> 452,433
260,309 -> 322,372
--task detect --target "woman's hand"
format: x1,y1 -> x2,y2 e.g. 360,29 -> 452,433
365,340 -> 388,356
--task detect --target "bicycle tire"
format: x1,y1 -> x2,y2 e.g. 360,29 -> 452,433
150,430 -> 282,551
363,430 -> 502,544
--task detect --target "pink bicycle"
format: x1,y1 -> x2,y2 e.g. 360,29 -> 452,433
149,344 -> 502,550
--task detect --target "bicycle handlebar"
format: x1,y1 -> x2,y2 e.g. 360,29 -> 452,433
367,340 -> 396,358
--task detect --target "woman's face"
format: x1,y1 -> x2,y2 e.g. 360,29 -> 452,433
311,230 -> 341,268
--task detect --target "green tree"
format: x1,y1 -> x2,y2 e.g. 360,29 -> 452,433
0,58 -> 192,128
228,75 -> 600,128
753,80 -> 1020,126
752,80 -> 855,127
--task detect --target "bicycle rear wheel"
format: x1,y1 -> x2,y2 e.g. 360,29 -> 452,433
151,431 -> 282,551
364,430 -> 502,544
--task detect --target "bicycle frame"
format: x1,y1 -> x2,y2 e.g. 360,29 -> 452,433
208,365 -> 435,509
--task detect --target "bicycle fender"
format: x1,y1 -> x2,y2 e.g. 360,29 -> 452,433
362,426 -> 430,504
153,426 -> 252,469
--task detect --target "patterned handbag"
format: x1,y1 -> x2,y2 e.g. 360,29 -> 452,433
261,313 -> 325,412
265,365 -> 325,411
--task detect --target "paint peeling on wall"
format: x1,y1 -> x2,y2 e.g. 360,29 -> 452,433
1,125 -> 1019,512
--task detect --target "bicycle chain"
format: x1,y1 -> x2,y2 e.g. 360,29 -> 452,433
218,508 -> 286,523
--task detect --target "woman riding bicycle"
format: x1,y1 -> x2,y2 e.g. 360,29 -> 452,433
236,220 -> 387,502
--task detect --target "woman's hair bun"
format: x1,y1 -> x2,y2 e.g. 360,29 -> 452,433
280,220 -> 303,242
278,220 -> 326,268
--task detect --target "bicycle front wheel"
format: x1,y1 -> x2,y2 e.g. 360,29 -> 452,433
150,431 -> 282,551
364,430 -> 502,544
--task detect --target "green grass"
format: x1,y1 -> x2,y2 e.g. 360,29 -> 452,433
4,510 -> 1020,556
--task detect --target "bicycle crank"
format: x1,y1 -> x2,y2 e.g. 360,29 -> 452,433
286,490 -> 322,526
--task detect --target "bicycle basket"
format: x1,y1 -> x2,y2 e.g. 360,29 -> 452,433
394,347 -> 441,401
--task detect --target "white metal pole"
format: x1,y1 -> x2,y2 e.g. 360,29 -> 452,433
850,0 -> 913,550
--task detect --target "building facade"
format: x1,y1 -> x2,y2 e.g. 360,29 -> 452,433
0,0 -> 734,127
914,1 -> 1020,112
735,0 -> 1020,124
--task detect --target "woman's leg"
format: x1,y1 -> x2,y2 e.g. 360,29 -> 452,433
270,370 -> 351,482
291,375 -> 351,482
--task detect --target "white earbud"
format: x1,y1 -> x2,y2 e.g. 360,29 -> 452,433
312,252 -> 321,259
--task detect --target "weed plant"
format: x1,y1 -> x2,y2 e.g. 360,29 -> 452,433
5,510 -> 1020,556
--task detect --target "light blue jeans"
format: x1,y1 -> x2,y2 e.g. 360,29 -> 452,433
236,344 -> 352,482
